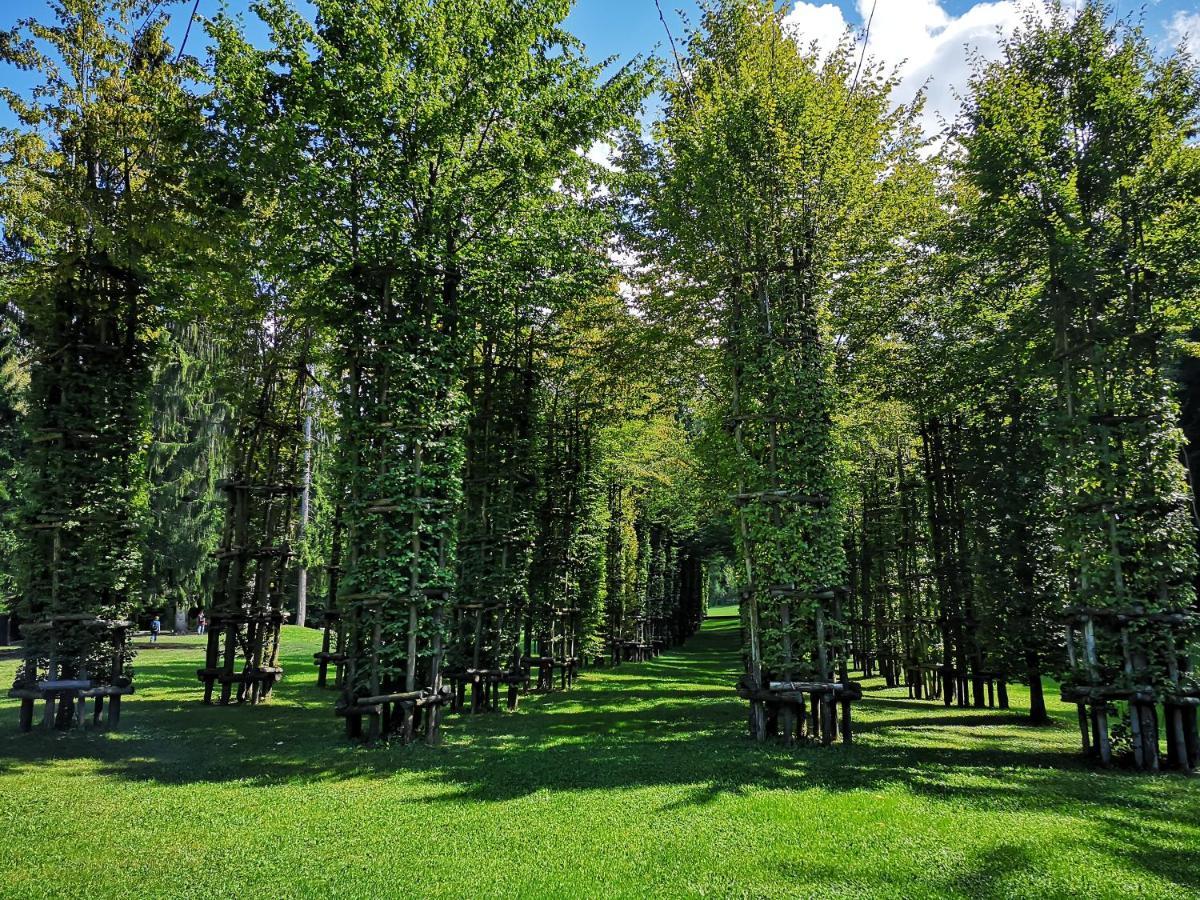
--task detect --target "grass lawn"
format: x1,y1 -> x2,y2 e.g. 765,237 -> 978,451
0,618 -> 1197,899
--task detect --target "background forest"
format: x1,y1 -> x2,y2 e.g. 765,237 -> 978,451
0,1 -> 1198,897
0,0 -> 1197,749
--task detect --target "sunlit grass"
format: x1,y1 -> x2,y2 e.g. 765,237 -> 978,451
0,618 -> 1196,899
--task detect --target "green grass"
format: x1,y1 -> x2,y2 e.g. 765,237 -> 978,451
706,602 -> 740,618
0,618 -> 1197,899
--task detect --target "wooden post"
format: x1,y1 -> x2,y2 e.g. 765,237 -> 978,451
471,607 -> 483,671
1120,628 -> 1145,769
1065,625 -> 1090,753
43,640 -> 58,730
18,642 -> 36,732
74,666 -> 88,728
403,430 -> 424,743
19,697 -> 33,732
427,605 -> 444,745
1082,617 -> 1112,765
815,604 -> 830,683
344,606 -> 360,739
317,617 -> 332,688
779,602 -> 794,746
201,625 -> 217,703
241,618 -> 258,704
403,601 -> 417,743
1165,632 -> 1192,772
368,610 -> 382,745
107,632 -> 123,730
106,693 -> 121,730
219,619 -> 236,705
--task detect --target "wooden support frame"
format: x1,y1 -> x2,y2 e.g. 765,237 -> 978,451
9,617 -> 132,732
1061,608 -> 1198,771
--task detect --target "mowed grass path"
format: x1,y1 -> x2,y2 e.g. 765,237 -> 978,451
1,616 -> 1198,899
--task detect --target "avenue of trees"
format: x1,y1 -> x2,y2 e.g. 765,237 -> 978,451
0,0 -> 1197,769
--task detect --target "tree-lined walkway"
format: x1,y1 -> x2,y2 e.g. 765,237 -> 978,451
1,618 -> 1198,898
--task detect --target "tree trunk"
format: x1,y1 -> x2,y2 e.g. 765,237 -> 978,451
173,595 -> 188,635
296,567 -> 307,629
295,409 -> 313,628
1025,647 -> 1049,725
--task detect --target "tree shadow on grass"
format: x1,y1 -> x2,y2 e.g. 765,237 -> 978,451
1090,809 -> 1200,893
857,712 -> 1039,732
945,844 -> 1036,899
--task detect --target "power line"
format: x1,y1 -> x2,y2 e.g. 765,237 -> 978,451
654,0 -> 688,90
174,0 -> 202,64
850,0 -> 879,96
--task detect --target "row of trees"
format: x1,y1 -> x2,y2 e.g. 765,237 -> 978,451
629,1 -> 1199,765
919,4 -> 1200,768
1,0 -> 1197,766
0,0 -> 715,737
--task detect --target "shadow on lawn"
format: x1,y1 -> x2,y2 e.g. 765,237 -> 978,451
859,712 -> 1033,731
0,618 -> 1197,892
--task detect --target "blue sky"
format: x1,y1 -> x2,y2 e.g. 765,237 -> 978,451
2,1 -> 1198,138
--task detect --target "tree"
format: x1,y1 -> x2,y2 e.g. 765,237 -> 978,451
0,0 -> 203,727
955,1 -> 1200,765
212,0 -> 647,739
142,325 -> 227,634
635,0 -> 928,742
0,305 -> 24,616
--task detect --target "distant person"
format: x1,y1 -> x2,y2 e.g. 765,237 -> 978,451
197,611 -> 207,636
150,615 -> 161,644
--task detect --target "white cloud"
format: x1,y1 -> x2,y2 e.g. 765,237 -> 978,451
784,0 -> 1034,138
783,3 -> 851,59
1167,11 -> 1200,58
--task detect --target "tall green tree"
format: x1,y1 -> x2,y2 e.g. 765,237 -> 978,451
955,1 -> 1200,762
212,0 -> 646,738
635,0 -> 928,740
0,0 -> 203,712
0,305 -> 24,611
142,325 -> 227,634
